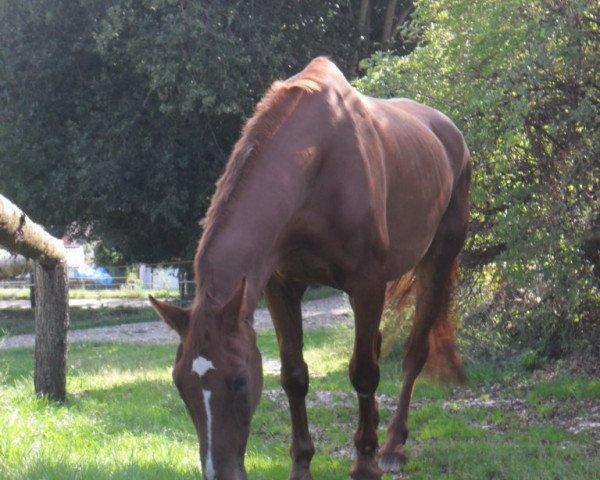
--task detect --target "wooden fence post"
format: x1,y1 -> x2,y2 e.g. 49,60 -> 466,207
33,260 -> 69,402
0,194 -> 68,402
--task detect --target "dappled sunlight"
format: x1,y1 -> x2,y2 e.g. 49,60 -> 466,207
245,446 -> 290,479
247,408 -> 354,480
0,376 -> 198,480
259,327 -> 355,389
304,345 -> 350,378
69,367 -> 171,393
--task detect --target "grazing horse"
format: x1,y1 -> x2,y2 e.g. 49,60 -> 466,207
150,57 -> 470,480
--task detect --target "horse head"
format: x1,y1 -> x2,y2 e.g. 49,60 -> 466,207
150,278 -> 263,480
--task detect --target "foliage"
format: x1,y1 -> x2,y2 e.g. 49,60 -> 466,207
356,0 -> 600,358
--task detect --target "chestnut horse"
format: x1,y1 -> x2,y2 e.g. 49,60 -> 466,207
150,57 -> 470,480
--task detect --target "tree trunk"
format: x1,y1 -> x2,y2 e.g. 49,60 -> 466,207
0,194 -> 69,401
352,0 -> 372,74
584,224 -> 600,282
381,0 -> 398,45
33,260 -> 69,402
357,0 -> 371,38
382,1 -> 414,47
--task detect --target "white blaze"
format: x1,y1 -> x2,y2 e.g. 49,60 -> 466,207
192,356 -> 216,480
202,390 -> 216,479
192,356 -> 215,378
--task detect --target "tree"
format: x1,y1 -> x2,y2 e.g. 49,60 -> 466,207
356,0 -> 600,357
0,0 -> 414,264
353,0 -> 415,71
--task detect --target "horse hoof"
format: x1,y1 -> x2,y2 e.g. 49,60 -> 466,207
348,472 -> 382,480
349,472 -> 382,480
349,460 -> 383,480
378,450 -> 406,473
289,471 -> 313,480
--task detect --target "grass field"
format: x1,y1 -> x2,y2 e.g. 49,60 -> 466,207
0,306 -> 161,337
1,325 -> 599,479
0,288 -> 180,301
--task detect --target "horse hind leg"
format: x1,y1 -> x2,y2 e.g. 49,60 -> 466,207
378,255 -> 461,472
264,275 -> 315,480
379,180 -> 469,473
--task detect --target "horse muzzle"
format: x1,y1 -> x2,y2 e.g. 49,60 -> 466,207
202,460 -> 247,480
203,469 -> 247,480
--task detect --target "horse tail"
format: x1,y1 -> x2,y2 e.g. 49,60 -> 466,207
424,258 -> 466,384
382,260 -> 466,384
381,269 -> 417,358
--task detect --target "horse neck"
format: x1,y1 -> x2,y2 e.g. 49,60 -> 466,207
195,143 -> 316,310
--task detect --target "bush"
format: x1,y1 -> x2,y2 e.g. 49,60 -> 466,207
357,0 -> 600,359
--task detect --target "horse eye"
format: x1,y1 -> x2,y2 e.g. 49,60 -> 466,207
229,376 -> 248,394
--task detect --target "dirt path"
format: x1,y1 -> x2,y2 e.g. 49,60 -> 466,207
0,294 -> 352,350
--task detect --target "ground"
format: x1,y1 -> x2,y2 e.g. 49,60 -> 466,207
1,294 -> 599,476
0,294 -> 353,349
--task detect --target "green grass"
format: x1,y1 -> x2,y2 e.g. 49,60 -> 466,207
0,285 -> 335,302
1,327 -> 599,479
0,307 -> 158,337
0,288 -> 180,301
528,377 -> 600,402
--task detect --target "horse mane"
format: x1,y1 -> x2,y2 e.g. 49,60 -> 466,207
199,57 -> 337,249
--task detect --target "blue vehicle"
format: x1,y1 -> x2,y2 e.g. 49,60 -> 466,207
72,265 -> 113,285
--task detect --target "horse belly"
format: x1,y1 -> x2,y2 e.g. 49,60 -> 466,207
275,208 -> 374,289
275,249 -> 346,289
383,235 -> 434,280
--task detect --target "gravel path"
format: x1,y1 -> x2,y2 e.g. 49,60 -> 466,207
0,294 -> 352,350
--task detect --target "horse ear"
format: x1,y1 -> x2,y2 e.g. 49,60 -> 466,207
221,276 -> 249,331
149,295 -> 190,337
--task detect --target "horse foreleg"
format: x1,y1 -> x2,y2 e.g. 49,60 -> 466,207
264,275 -> 314,480
348,278 -> 386,480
